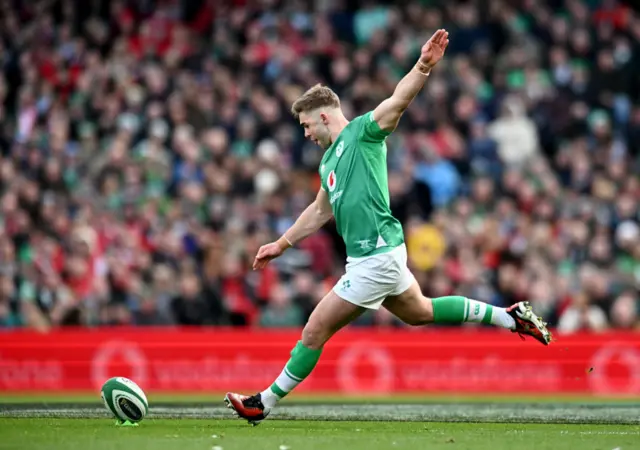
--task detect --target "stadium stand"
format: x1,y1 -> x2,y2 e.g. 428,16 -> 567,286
0,0 -> 638,332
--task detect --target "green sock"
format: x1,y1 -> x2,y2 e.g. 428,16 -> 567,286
261,341 -> 322,406
431,296 -> 494,325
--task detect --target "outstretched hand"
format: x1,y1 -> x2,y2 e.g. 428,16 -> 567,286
420,29 -> 449,69
253,241 -> 286,270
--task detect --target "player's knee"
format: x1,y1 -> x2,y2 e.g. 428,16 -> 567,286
301,321 -> 331,350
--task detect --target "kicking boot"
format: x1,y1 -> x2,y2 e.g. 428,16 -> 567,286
507,301 -> 553,345
224,392 -> 271,426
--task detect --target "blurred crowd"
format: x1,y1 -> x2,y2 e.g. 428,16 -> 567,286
0,0 -> 639,333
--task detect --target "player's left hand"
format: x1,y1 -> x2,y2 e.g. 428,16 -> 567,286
419,29 -> 449,69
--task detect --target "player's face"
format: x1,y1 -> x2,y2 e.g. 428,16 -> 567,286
299,111 -> 331,149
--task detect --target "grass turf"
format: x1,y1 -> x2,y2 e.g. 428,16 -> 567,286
2,396 -> 639,449
0,418 -> 638,450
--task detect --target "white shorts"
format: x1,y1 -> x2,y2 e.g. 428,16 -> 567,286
333,244 -> 415,310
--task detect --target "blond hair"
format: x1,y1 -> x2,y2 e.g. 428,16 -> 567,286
290,84 -> 340,118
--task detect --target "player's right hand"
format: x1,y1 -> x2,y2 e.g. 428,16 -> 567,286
253,242 -> 286,270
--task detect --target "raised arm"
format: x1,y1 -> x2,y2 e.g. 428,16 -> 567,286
253,188 -> 333,270
373,29 -> 449,133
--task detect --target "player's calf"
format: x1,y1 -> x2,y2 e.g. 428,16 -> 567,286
428,296 -> 553,345
385,284 -> 515,329
430,296 -> 517,329
385,284 -> 552,345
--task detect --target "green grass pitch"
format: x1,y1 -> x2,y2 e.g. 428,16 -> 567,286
0,418 -> 638,450
1,397 -> 639,450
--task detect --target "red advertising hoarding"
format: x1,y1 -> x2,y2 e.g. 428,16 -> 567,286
1,328 -> 639,396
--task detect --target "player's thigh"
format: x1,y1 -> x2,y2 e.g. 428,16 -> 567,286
303,289 -> 365,349
382,278 -> 434,326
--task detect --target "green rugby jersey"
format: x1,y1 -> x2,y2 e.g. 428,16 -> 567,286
319,111 -> 404,258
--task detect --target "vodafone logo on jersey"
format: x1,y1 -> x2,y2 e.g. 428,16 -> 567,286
327,170 -> 337,192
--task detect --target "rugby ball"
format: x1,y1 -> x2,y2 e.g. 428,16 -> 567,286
100,377 -> 149,423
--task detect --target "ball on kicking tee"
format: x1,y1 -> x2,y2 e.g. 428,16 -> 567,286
100,377 -> 149,424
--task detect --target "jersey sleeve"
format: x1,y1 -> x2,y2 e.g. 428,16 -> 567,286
319,159 -> 327,191
359,111 -> 392,143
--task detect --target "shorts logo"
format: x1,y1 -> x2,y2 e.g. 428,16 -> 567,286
342,280 -> 351,290
356,239 -> 371,249
336,141 -> 345,158
327,170 -> 337,192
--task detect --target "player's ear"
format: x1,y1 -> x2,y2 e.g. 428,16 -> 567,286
319,112 -> 329,126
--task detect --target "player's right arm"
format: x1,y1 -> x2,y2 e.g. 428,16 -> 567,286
369,29 -> 449,136
253,188 -> 333,270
